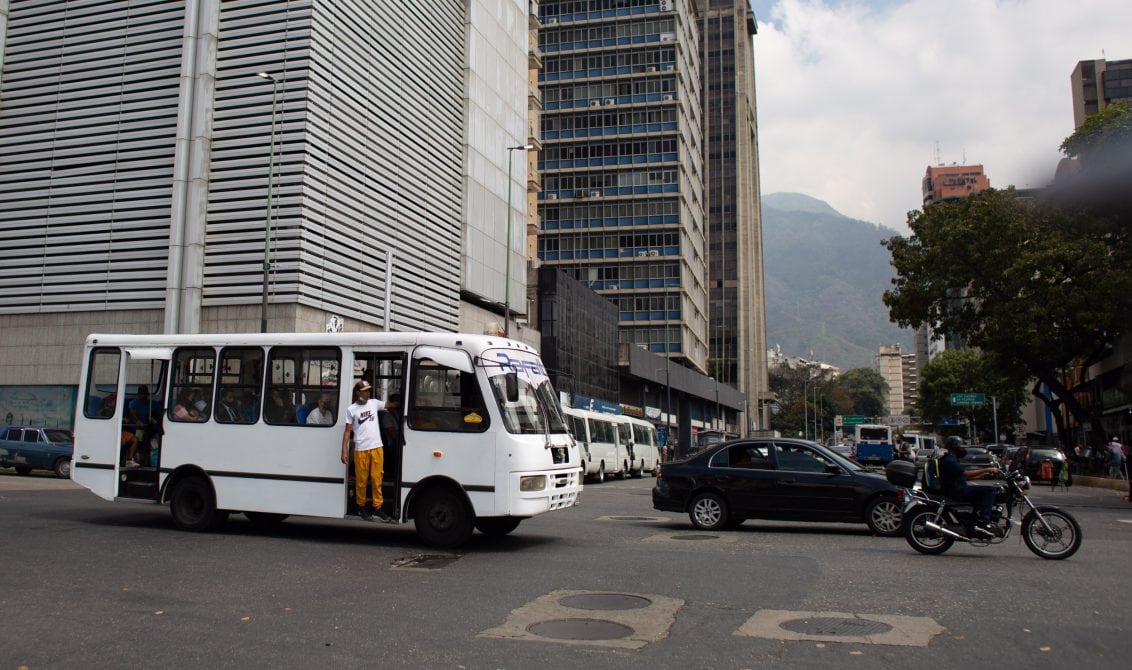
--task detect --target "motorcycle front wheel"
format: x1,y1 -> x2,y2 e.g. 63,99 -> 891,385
905,509 -> 954,555
1022,507 -> 1082,560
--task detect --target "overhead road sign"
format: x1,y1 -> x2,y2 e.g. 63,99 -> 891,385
949,393 -> 985,407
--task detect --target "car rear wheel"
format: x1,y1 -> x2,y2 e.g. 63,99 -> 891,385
54,457 -> 72,479
688,492 -> 728,531
595,462 -> 605,483
865,497 -> 902,537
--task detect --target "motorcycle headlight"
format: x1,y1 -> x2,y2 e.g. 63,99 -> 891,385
1022,475 -> 1031,490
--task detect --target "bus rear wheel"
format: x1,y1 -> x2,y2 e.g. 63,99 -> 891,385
414,487 -> 474,549
170,476 -> 228,532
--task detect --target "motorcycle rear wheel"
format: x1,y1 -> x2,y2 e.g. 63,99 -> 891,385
1022,507 -> 1081,560
905,510 -> 954,555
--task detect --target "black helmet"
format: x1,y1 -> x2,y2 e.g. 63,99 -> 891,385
944,435 -> 966,457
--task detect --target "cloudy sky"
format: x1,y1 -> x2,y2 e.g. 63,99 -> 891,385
748,0 -> 1131,232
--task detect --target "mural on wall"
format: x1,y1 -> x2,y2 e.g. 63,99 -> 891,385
0,386 -> 77,429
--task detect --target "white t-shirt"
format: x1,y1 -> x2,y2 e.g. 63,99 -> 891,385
307,406 -> 334,426
345,398 -> 386,451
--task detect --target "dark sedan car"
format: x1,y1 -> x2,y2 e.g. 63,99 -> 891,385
1011,446 -> 1067,482
0,425 -> 74,477
652,437 -> 903,536
958,446 -> 997,471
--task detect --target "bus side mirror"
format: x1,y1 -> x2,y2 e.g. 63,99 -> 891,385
503,372 -> 519,403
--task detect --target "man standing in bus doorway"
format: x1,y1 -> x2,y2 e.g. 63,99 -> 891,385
342,380 -> 392,522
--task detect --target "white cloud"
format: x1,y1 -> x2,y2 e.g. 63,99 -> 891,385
753,0 -> 1131,231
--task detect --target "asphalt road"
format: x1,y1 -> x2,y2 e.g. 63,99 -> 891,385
1,470 -> 1129,669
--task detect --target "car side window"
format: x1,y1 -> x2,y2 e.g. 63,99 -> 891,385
710,444 -> 771,469
774,443 -> 833,473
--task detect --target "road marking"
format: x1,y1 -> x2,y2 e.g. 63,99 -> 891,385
736,609 -> 944,647
479,589 -> 684,649
595,515 -> 669,522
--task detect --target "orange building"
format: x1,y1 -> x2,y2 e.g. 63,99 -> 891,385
922,164 -> 991,206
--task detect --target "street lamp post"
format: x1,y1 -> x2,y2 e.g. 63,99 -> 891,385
504,143 -> 534,337
664,279 -> 673,458
256,71 -> 279,333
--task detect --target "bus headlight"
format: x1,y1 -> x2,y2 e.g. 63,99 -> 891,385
519,475 -> 547,492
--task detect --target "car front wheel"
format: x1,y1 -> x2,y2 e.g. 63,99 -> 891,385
865,497 -> 902,536
688,492 -> 728,531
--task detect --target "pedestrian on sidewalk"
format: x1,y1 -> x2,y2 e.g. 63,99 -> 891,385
1106,436 -> 1126,480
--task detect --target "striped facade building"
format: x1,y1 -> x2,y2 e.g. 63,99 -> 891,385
0,0 -> 535,389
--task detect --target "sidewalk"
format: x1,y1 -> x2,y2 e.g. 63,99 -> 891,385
1028,475 -> 1130,510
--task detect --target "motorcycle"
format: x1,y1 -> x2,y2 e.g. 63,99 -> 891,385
886,461 -> 1082,560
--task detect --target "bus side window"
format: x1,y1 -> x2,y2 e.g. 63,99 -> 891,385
266,346 -> 341,427
217,347 -> 264,424
84,348 -> 121,420
409,360 -> 489,433
169,347 -> 216,423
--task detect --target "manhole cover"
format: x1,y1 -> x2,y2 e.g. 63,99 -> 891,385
608,516 -> 657,521
671,534 -> 718,541
391,554 -> 460,570
780,617 -> 894,636
527,618 -> 634,641
558,593 -> 652,611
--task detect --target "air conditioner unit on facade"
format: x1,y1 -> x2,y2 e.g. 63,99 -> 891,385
604,98 -> 615,105
659,0 -> 672,11
589,190 -> 601,198
547,193 -> 558,199
588,100 -> 601,107
548,17 -> 558,24
646,66 -> 657,72
662,94 -> 673,101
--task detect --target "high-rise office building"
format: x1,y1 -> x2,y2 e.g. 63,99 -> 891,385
1070,57 -> 1132,129
535,0 -> 710,378
699,0 -> 768,431
535,0 -> 769,433
0,0 -> 533,392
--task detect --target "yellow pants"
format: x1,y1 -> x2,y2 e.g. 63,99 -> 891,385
354,447 -> 384,508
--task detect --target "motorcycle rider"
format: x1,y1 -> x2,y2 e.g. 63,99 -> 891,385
939,436 -> 1002,537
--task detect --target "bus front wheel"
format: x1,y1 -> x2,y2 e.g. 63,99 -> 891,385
414,487 -> 474,549
170,476 -> 228,532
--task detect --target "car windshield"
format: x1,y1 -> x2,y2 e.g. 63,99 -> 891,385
1031,448 -> 1062,460
44,429 -> 73,443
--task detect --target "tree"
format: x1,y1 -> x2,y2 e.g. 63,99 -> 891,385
916,348 -> 1028,442
836,368 -> 888,417
768,366 -> 852,440
883,188 -> 1132,445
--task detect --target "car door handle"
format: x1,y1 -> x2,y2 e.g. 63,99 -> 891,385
780,478 -> 796,484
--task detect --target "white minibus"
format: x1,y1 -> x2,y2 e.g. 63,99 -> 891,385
563,407 -> 625,483
617,415 -> 660,477
72,332 -> 581,548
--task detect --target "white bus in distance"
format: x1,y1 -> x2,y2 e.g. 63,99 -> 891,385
71,332 -> 581,548
616,414 -> 661,477
563,407 -> 626,483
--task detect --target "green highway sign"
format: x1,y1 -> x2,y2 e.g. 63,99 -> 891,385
841,414 -> 867,427
949,393 -> 986,407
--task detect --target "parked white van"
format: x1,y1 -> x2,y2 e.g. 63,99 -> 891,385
615,415 -> 661,477
563,407 -> 626,483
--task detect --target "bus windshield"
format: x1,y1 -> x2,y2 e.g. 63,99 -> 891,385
482,350 -> 568,435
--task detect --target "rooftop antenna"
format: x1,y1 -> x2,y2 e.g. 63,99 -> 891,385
962,147 -> 967,164
934,141 -> 941,166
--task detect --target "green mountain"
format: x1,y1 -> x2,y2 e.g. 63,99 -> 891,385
761,192 -> 915,370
